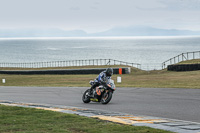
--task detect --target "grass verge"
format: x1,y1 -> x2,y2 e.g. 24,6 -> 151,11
0,105 -> 173,133
1,69 -> 200,88
0,64 -> 200,88
177,59 -> 200,64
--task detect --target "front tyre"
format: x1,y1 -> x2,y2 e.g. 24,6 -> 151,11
82,89 -> 91,103
100,91 -> 112,104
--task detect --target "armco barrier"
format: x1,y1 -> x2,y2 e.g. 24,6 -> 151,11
0,68 -> 131,75
167,64 -> 200,71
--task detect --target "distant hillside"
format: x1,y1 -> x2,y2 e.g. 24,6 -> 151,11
1,26 -> 200,37
91,26 -> 200,36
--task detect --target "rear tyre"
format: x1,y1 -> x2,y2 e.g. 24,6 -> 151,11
100,91 -> 112,104
82,89 -> 91,103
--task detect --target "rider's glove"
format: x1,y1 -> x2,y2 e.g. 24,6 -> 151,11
100,80 -> 106,85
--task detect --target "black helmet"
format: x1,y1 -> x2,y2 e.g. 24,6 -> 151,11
106,68 -> 113,76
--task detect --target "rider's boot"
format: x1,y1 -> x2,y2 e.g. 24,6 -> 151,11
89,87 -> 93,96
89,82 -> 98,96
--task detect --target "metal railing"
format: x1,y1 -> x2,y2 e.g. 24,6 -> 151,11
162,51 -> 200,69
0,59 -> 141,69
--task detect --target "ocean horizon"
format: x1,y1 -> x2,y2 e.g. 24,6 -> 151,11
1,36 -> 200,70
1,35 -> 200,39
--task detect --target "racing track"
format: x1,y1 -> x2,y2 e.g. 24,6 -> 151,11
0,86 -> 200,123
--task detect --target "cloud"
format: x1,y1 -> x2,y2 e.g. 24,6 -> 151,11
159,0 -> 200,11
70,7 -> 80,11
0,0 -> 200,32
135,0 -> 200,11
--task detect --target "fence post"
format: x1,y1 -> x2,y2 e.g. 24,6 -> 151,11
182,53 -> 187,61
182,53 -> 184,61
199,51 -> 200,58
193,52 -> 195,59
0,59 -> 141,69
174,57 -> 176,64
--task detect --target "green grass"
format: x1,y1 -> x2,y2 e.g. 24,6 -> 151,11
178,59 -> 200,64
1,68 -> 200,88
0,105 -> 173,133
121,70 -> 200,88
1,63 -> 200,88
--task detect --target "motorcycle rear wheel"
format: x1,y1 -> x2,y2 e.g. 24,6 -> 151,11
100,91 -> 112,104
82,89 -> 91,103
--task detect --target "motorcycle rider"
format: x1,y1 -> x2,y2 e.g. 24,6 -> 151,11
89,68 -> 113,95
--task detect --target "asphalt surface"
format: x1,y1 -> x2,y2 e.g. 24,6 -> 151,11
0,86 -> 200,123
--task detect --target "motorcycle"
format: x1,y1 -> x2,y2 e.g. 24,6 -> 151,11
82,79 -> 116,104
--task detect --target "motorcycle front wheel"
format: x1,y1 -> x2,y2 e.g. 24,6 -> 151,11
100,91 -> 112,104
82,89 -> 91,103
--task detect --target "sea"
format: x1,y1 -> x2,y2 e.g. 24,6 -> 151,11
0,36 -> 200,70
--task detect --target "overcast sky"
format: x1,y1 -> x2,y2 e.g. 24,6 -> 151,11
0,0 -> 200,33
